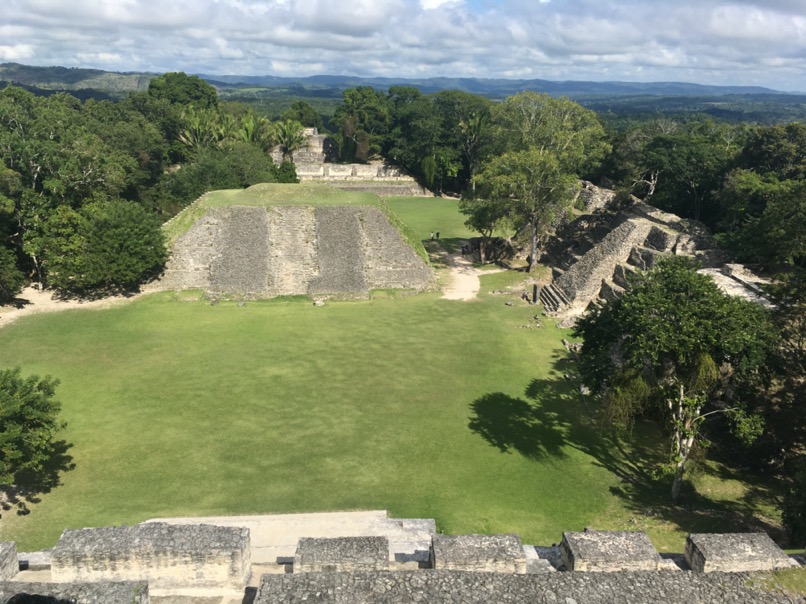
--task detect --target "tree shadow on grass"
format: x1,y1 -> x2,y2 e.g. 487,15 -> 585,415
469,352 -> 787,543
1,439 -> 75,517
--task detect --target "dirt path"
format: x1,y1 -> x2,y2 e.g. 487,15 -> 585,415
438,249 -> 505,301
0,286 -> 151,329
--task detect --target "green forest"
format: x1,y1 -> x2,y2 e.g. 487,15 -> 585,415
1,71 -> 805,547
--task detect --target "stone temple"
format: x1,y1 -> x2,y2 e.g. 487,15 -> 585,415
158,203 -> 435,299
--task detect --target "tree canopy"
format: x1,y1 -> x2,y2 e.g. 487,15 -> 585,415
0,367 -> 65,489
574,257 -> 775,502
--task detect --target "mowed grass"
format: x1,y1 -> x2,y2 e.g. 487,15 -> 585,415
0,287 -> 614,550
0,192 -> 786,552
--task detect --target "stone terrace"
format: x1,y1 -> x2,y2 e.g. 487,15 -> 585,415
160,205 -> 434,299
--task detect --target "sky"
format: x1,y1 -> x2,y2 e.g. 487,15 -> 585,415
2,0 -> 806,91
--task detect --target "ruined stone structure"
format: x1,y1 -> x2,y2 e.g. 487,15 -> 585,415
272,128 -> 430,196
538,196 -> 766,326
295,537 -> 389,573
158,205 -> 434,299
431,534 -> 527,574
685,533 -> 797,573
560,530 -> 662,572
2,513 -> 802,602
51,523 -> 250,590
0,543 -> 18,581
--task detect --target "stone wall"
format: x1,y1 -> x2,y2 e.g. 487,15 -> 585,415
0,542 -> 17,581
51,523 -> 250,590
159,205 -> 434,299
0,581 -> 149,604
685,533 -> 797,573
560,530 -> 662,572
431,534 -> 526,574
255,570 -> 799,604
294,537 -> 389,573
542,201 -> 736,325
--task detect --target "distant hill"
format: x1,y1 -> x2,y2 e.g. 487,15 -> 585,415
0,62 -> 789,99
0,63 -> 153,95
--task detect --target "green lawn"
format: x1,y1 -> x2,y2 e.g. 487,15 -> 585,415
0,190 -> 787,552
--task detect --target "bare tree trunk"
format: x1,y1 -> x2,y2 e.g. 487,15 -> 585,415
528,222 -> 538,273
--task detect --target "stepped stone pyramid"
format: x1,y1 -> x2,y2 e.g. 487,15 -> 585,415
159,204 -> 434,298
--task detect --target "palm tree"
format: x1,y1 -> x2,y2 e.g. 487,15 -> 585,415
275,120 -> 307,162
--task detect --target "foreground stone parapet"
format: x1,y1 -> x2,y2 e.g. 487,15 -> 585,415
0,542 -> 17,580
0,581 -> 148,604
685,533 -> 796,573
294,537 -> 389,573
431,534 -> 526,573
560,530 -> 661,571
51,522 -> 250,590
255,570 -> 799,604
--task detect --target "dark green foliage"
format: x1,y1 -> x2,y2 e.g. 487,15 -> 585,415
0,367 -> 64,488
574,257 -> 775,501
79,201 -> 167,291
271,160 -> 298,184
147,72 -> 219,110
40,201 -> 166,293
149,143 -> 279,215
281,100 -> 324,131
783,467 -> 806,547
332,86 -> 391,163
0,246 -> 25,303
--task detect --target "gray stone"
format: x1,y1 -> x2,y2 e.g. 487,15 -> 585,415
0,581 -> 148,604
17,549 -> 51,571
560,530 -> 661,572
431,534 -> 526,573
685,533 -> 796,573
294,537 -> 389,573
254,570 -> 800,604
0,542 -> 17,580
51,522 -> 250,590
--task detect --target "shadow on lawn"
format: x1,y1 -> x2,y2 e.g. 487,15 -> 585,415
1,439 -> 75,517
468,352 -> 785,541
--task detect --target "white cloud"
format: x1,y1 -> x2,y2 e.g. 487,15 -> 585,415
1,0 -> 805,90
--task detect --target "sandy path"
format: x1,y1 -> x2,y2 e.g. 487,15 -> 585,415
440,250 -> 505,301
0,286 -> 151,329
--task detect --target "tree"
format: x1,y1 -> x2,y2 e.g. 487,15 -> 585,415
332,86 -> 391,163
475,148 -> 577,271
574,257 -> 775,502
281,100 -> 323,131
0,246 -> 24,303
274,120 -> 307,163
147,72 -> 219,110
0,367 -> 65,489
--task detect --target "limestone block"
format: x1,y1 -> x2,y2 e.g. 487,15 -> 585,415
0,542 -> 17,580
51,522 -> 250,590
294,536 -> 389,573
0,581 -> 148,604
295,163 -> 325,177
644,225 -> 677,252
431,534 -> 526,573
353,164 -> 380,179
325,164 -> 354,178
685,533 -> 795,573
560,530 -> 661,571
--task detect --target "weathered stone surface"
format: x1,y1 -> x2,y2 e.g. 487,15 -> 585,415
561,530 -> 661,572
254,570 -> 800,603
159,204 -> 433,299
0,581 -> 148,604
209,206 -> 270,296
431,534 -> 526,574
685,533 -> 796,573
0,543 -> 17,581
309,206 -> 367,295
294,537 -> 389,573
51,523 -> 250,590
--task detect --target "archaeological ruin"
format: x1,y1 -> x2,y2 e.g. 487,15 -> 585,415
158,203 -> 435,299
0,512 -> 802,603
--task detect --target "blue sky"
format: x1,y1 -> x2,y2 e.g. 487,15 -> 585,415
3,0 -> 806,91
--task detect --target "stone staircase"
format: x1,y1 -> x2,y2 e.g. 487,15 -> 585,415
539,282 -> 571,313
